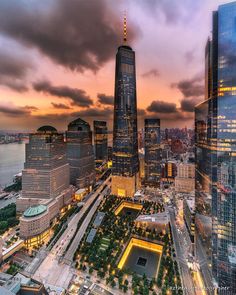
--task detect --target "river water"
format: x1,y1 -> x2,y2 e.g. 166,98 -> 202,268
0,143 -> 25,189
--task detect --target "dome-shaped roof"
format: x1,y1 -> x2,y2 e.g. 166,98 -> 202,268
23,205 -> 47,218
68,118 -> 90,131
37,125 -> 57,133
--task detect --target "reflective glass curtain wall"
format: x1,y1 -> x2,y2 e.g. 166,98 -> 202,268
112,45 -> 139,177
195,3 -> 236,293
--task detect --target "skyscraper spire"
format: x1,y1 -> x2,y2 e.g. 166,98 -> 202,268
123,11 -> 127,44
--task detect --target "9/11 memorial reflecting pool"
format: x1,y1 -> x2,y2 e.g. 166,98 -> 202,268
118,237 -> 163,279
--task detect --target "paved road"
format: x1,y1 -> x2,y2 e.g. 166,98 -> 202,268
195,233 -> 214,295
64,184 -> 111,263
169,208 -> 196,295
33,177 -> 111,288
51,176 -> 111,258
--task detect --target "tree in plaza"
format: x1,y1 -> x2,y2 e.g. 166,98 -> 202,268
149,278 -> 155,289
111,280 -> 116,288
143,286 -> 149,295
89,267 -> 94,274
123,285 -> 128,293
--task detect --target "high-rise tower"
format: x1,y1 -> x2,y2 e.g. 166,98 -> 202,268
94,120 -> 108,165
21,126 -> 69,201
144,119 -> 161,187
111,15 -> 139,197
66,118 -> 95,190
195,2 -> 236,293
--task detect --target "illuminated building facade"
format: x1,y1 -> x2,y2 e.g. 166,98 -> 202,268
112,16 -> 139,197
18,126 -> 72,246
94,120 -> 108,164
144,119 -> 161,187
175,162 -> 195,193
161,161 -> 177,184
21,126 -> 69,201
195,3 -> 236,293
66,118 -> 95,190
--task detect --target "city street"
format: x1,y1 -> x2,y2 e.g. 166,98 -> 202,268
169,207 -> 196,295
33,177 -> 111,289
64,185 -> 111,263
195,234 -> 215,294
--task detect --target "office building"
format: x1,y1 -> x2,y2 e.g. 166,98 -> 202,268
112,16 -> 139,197
161,161 -> 177,184
144,119 -> 161,187
195,3 -> 236,293
66,118 -> 95,190
17,126 -> 72,246
175,162 -> 195,193
21,126 -> 69,201
94,121 -> 108,164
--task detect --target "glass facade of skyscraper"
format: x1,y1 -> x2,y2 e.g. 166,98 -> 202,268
195,3 -> 236,293
22,125 -> 69,200
111,43 -> 139,197
144,118 -> 161,186
94,120 -> 108,164
66,118 -> 95,190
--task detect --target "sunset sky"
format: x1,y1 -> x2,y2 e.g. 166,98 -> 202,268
0,0 -> 230,131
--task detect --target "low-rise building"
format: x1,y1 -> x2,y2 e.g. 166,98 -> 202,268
183,198 -> 195,243
19,188 -> 72,248
0,272 -> 49,295
134,212 -> 169,233
74,188 -> 87,201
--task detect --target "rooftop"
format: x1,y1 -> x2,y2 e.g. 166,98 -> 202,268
135,212 -> 169,224
185,198 -> 195,213
23,205 -> 47,218
37,125 -> 57,133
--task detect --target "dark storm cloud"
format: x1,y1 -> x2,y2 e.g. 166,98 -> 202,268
0,49 -> 33,92
33,107 -> 113,129
33,80 -> 93,107
0,0 -> 138,72
146,99 -> 194,122
180,97 -> 202,112
0,104 -> 33,117
97,93 -> 114,106
147,100 -> 177,113
34,113 -> 70,123
172,75 -> 204,97
51,102 -> 72,110
141,69 -> 160,78
72,107 -> 113,118
138,109 -> 146,116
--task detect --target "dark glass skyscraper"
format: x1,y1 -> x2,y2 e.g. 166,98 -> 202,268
94,121 -> 108,164
144,119 -> 161,187
111,17 -> 139,197
195,3 -> 236,293
66,118 -> 95,190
